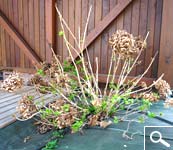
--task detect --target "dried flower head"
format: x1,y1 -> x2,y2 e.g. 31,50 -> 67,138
1,72 -> 23,92
109,30 -> 146,58
41,99 -> 80,129
154,79 -> 172,99
55,73 -> 70,88
141,92 -> 159,102
17,95 -> 37,119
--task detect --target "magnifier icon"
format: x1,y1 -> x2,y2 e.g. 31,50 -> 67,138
150,131 -> 170,148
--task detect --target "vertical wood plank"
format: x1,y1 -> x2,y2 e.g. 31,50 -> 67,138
68,0 -> 75,57
62,0 -> 69,61
94,0 -> 102,73
0,0 -> 3,10
45,0 -> 55,63
13,0 -> 20,67
158,0 -> 173,84
130,0 -> 140,76
153,0 -> 163,78
101,0 -> 109,74
123,3 -> 132,33
8,0 -> 15,67
0,27 -> 6,67
40,0 -> 45,61
34,0 -> 40,59
0,27 -> 2,66
136,0 -> 148,75
56,0 -> 63,62
4,0 -> 10,67
18,0 -> 24,68
88,0 -> 95,70
145,0 -> 156,77
116,0 -> 124,75
108,0 -> 117,74
28,0 -> 35,67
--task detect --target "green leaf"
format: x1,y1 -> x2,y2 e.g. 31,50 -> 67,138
52,130 -> 64,138
62,104 -> 70,112
71,120 -> 83,133
113,116 -> 119,124
75,59 -> 82,65
159,112 -> 164,116
138,116 -> 145,123
37,69 -> 45,76
147,111 -> 156,118
42,139 -> 58,150
27,95 -> 34,100
58,31 -> 64,36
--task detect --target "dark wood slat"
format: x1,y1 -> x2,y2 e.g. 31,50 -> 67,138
130,0 -> 140,76
8,0 -> 15,67
22,0 -> 29,68
94,0 -> 102,73
69,0 -> 75,57
136,0 -> 148,75
145,0 -> 156,78
101,0 -> 109,74
158,0 -> 173,85
88,0 -> 95,71
108,0 -> 117,75
153,0 -> 163,78
56,0 -> 63,62
39,0 -> 46,61
4,0 -> 10,67
45,0 -> 55,62
34,0 -> 40,59
0,27 -> 6,67
13,0 -> 20,67
28,0 -> 35,68
62,0 -> 69,61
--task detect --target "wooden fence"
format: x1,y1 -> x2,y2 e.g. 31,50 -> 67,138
0,0 -> 173,86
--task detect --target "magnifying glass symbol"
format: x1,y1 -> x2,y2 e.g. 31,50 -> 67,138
150,131 -> 170,148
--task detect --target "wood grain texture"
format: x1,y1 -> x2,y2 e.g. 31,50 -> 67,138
130,0 -> 140,76
45,0 -> 55,62
39,0 -> 46,61
62,0 -> 69,61
136,0 -> 148,75
153,0 -> 163,78
94,0 -> 102,73
8,0 -> 15,67
0,86 -> 59,128
34,0 -> 40,60
158,0 -> 173,85
145,0 -> 156,78
13,0 -> 20,67
87,0 -> 95,70
56,0 -> 63,62
101,0 -> 109,74
0,10 -> 42,67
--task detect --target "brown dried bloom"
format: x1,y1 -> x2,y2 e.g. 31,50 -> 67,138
41,99 -> 80,129
154,79 -> 172,99
141,92 -> 159,102
88,115 -> 99,126
1,72 -> 23,92
109,30 -> 146,58
17,96 -> 37,119
55,73 -> 70,88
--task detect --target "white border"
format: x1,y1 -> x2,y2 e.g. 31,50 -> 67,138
144,126 -> 173,150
